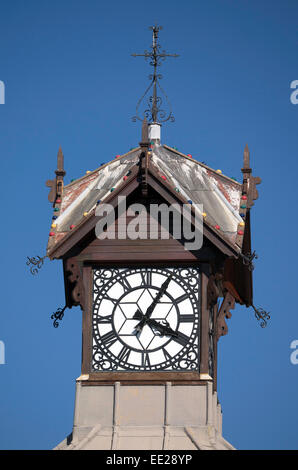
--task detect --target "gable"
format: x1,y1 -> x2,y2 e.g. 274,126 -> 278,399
49,174 -> 239,268
47,144 -> 245,260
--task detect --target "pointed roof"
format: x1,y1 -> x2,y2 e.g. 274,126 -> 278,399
46,141 -> 248,259
151,145 -> 243,244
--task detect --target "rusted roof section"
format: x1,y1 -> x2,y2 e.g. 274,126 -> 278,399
47,149 -> 140,253
47,143 -> 245,255
150,145 -> 243,247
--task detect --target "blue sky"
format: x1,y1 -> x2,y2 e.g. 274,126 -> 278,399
0,0 -> 298,450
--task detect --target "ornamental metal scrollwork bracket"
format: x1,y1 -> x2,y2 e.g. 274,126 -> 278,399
26,255 -> 48,275
252,304 -> 270,328
239,250 -> 258,271
51,305 -> 67,328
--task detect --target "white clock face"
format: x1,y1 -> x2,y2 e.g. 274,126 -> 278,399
92,267 -> 200,372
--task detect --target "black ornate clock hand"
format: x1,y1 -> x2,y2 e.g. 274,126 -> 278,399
145,274 -> 173,319
133,274 -> 173,332
133,309 -> 143,321
146,318 -> 178,338
133,309 -> 145,336
133,310 -> 177,338
133,309 -> 149,337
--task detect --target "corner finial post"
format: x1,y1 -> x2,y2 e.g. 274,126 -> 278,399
242,144 -> 251,172
46,146 -> 66,204
241,144 -> 261,209
56,146 -> 66,177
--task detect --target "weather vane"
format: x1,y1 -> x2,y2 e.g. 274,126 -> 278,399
132,25 -> 179,124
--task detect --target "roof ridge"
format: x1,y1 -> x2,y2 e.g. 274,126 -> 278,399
64,147 -> 141,189
162,144 -> 241,186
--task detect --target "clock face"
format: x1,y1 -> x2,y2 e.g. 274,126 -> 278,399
92,267 -> 200,372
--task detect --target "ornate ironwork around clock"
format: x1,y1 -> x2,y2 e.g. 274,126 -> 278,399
92,267 -> 200,372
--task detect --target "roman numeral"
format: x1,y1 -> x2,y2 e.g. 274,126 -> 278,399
140,270 -> 152,285
97,315 -> 112,324
175,293 -> 189,303
162,348 -> 172,362
173,331 -> 190,347
118,346 -> 130,363
142,352 -> 151,367
102,295 -> 118,305
101,330 -> 118,348
179,314 -> 195,323
118,277 -> 132,291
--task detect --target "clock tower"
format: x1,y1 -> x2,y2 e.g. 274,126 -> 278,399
45,27 -> 267,450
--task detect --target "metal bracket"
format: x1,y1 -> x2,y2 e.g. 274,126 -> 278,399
26,254 -> 47,275
252,304 -> 270,328
239,250 -> 258,271
51,305 -> 67,328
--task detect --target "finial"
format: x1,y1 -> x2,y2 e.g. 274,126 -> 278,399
140,117 -> 149,146
242,144 -> 251,172
46,146 -> 66,204
241,144 -> 261,208
132,25 -> 179,124
56,146 -> 65,176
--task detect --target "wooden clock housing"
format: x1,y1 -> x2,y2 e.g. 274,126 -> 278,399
46,129 -> 259,392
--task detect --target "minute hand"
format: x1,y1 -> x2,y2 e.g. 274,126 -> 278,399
144,275 -> 173,320
134,275 -> 173,331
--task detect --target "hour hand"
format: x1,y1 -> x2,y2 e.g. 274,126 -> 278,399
133,310 -> 146,334
133,310 -> 143,321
